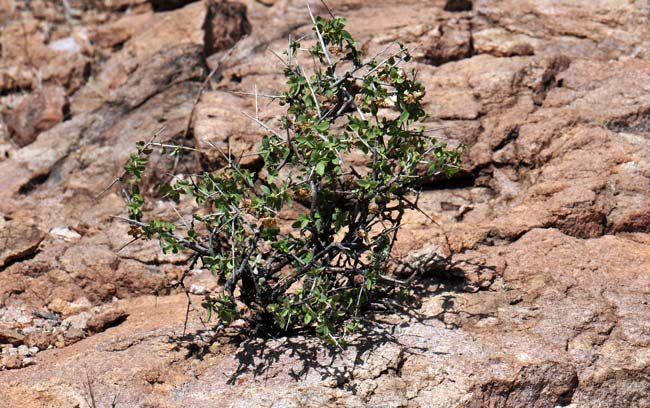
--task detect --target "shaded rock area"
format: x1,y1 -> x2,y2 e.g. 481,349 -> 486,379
0,0 -> 649,407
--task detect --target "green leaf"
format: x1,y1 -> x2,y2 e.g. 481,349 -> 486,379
315,161 -> 326,176
314,120 -> 330,133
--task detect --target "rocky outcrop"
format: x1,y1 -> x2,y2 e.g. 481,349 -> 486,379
1,0 -> 649,407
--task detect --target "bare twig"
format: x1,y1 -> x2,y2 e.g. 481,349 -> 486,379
307,1 -> 333,66
83,369 -> 97,408
226,90 -> 284,99
241,111 -> 285,140
319,0 -> 335,18
299,64 -> 322,118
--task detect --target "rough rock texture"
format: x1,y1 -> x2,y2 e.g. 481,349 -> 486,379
1,0 -> 649,406
4,85 -> 68,147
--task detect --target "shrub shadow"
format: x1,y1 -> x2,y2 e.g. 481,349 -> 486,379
167,263 -> 484,385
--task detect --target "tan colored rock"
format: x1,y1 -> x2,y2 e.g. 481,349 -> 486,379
103,0 -> 149,11
0,327 -> 25,346
194,91 -> 275,169
91,11 -> 155,50
0,16 -> 93,93
86,308 -> 129,333
0,0 -> 648,406
204,0 -> 251,56
28,0 -> 66,22
4,85 -> 67,147
0,0 -> 14,21
422,18 -> 472,65
473,27 -> 536,57
0,221 -> 44,267
24,331 -> 52,350
2,354 -> 22,370
63,328 -> 85,346
71,1 -> 206,114
47,297 -> 91,317
473,0 -> 650,60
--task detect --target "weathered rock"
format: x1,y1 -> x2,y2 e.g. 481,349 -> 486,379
194,90 -> 271,170
63,327 -> 85,345
467,362 -> 578,408
62,311 -> 92,331
0,327 -> 24,346
103,0 -> 149,11
422,17 -> 472,66
1,354 -> 22,370
70,0 -> 206,114
86,308 -> 129,333
0,222 -> 44,268
91,11 -> 155,50
49,227 -> 82,242
0,0 -> 649,406
204,0 -> 252,56
473,27 -> 535,57
24,331 -> 52,350
473,0 -> 650,60
47,297 -> 91,317
4,85 -> 68,147
0,13 -> 93,94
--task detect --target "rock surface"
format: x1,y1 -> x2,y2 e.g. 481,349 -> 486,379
1,0 -> 649,407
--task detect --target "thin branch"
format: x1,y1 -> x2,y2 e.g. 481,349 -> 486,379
269,47 -> 290,67
241,111 -> 286,140
307,1 -> 333,66
227,90 -> 285,99
318,0 -> 335,18
110,215 -> 211,255
254,84 -> 260,120
299,64 -> 322,118
150,142 -> 198,151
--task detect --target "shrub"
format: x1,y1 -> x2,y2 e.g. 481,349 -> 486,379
119,11 -> 461,346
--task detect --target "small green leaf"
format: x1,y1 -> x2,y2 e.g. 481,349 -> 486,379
315,161 -> 326,176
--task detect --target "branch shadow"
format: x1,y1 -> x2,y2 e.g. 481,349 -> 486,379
166,261 -> 491,385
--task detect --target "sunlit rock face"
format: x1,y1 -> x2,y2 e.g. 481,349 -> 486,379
0,1 -> 649,407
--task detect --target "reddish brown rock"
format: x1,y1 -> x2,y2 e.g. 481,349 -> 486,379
0,327 -> 25,346
422,17 -> 472,66
70,1 -> 206,114
91,11 -> 155,50
0,221 -> 44,268
473,0 -> 650,60
0,14 -> 93,94
4,85 -> 67,147
194,90 -> 274,170
0,0 -> 648,407
24,332 -> 52,350
86,308 -> 129,333
1,354 -> 22,370
204,0 -> 252,56
467,362 -> 578,408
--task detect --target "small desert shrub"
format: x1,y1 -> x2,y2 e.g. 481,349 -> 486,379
119,11 -> 461,346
